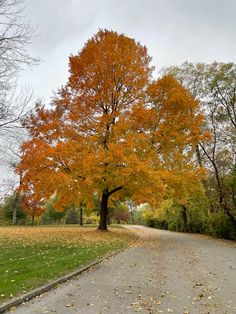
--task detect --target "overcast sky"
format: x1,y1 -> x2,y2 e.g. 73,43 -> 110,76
1,0 -> 236,194
21,0 -> 236,104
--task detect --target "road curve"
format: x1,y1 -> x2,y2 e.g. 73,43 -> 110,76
10,226 -> 236,314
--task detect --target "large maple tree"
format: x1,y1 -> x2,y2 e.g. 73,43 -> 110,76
18,30 -> 205,230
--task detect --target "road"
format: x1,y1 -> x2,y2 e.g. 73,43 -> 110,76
11,226 -> 236,314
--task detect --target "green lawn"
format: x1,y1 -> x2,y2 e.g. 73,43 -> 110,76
0,226 -> 134,303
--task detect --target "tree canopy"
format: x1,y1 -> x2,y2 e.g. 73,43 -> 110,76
17,30 -> 206,230
164,61 -> 236,228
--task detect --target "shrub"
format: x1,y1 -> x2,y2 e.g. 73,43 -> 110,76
65,208 -> 79,224
207,211 -> 236,240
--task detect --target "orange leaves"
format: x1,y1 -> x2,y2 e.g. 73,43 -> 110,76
147,75 -> 203,148
17,30 -> 208,217
69,30 -> 152,99
20,194 -> 45,218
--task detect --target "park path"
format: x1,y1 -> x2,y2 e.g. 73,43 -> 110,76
11,226 -> 236,314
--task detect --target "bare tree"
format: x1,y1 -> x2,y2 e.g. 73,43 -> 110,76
0,0 -> 38,142
0,0 -> 38,199
0,0 -> 37,82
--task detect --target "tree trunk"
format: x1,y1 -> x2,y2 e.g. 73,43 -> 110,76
199,142 -> 236,225
213,163 -> 236,227
79,207 -> 83,226
31,215 -> 35,227
181,205 -> 188,233
98,186 -> 123,231
107,213 -> 111,225
223,205 -> 236,230
12,193 -> 18,225
195,143 -> 203,167
98,189 -> 109,231
12,207 -> 17,225
130,202 -> 134,224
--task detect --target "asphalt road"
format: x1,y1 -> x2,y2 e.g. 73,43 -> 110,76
10,226 -> 236,314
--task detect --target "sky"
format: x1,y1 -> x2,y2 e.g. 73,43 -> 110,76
1,0 -> 236,195
21,0 -> 236,103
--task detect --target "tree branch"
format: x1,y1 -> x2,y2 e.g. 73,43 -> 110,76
108,186 -> 123,197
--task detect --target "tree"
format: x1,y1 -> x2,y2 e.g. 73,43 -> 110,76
65,207 -> 79,224
112,202 -> 131,224
225,165 -> 236,213
164,62 -> 236,227
1,191 -> 26,224
21,193 -> 44,226
79,203 -> 84,226
146,75 -> 207,232
164,168 -> 205,233
0,0 -> 37,184
17,30 -> 205,230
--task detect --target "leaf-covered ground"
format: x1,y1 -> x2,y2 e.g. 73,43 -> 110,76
0,226 -> 134,303
10,226 -> 236,314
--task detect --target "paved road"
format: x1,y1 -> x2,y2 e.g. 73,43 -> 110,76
11,226 -> 236,314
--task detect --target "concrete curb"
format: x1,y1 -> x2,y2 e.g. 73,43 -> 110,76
0,238 -> 136,314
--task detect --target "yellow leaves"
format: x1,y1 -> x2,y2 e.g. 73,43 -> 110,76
0,226 -> 132,251
140,200 -> 173,221
147,75 -> 206,151
163,168 -> 205,206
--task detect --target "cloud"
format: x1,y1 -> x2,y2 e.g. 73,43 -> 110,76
25,0 -> 236,65
20,0 -> 236,106
25,0 -> 97,55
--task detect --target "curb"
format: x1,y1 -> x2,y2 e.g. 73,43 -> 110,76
0,238 -> 136,313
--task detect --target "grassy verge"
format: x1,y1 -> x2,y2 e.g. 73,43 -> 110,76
0,226 -> 134,304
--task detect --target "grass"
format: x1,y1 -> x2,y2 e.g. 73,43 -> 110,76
0,225 -> 134,304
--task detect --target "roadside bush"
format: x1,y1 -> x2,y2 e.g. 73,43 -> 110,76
187,207 -> 209,234
146,217 -> 168,229
207,212 -> 236,240
144,203 -> 236,240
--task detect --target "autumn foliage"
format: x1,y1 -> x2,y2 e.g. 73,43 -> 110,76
17,30 -> 207,230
